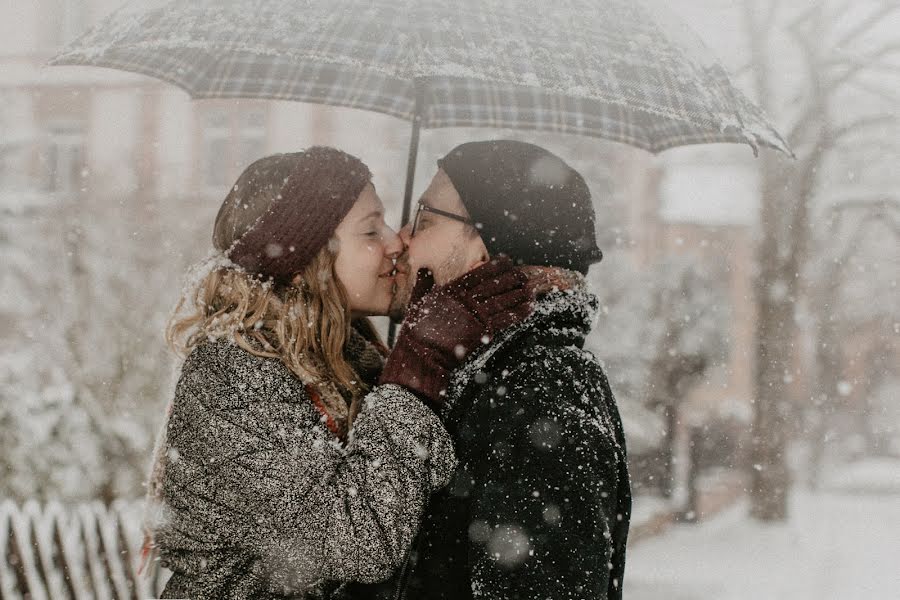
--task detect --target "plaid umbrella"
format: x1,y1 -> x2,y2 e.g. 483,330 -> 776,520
51,0 -> 791,219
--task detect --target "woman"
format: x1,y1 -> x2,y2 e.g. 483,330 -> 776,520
140,147 -> 531,599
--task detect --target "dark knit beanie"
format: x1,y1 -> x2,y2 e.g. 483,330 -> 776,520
438,140 -> 603,274
213,147 -> 371,283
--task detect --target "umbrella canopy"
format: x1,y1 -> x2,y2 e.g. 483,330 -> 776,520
50,0 -> 790,157
50,0 -> 792,345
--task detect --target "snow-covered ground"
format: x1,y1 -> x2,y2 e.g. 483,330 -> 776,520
821,457 -> 900,495
625,459 -> 900,600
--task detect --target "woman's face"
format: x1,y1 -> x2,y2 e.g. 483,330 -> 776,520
333,183 -> 403,318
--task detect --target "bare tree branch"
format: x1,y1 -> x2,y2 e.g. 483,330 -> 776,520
793,113 -> 900,156
830,114 -> 899,145
829,57 -> 900,77
834,210 -> 900,264
786,2 -> 821,34
848,78 -> 900,106
742,0 -> 773,108
827,0 -> 860,25
788,120 -> 898,242
805,197 -> 900,302
785,141 -> 825,274
836,134 -> 900,150
786,109 -> 824,149
784,9 -> 829,149
832,3 -> 900,51
829,43 -> 900,90
787,4 -> 900,96
834,216 -> 884,273
732,61 -> 754,79
827,196 -> 900,216
762,0 -> 780,32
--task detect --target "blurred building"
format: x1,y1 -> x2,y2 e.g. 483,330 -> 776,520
0,1 -> 409,229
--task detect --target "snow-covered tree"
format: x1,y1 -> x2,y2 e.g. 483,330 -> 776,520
587,254 -> 730,461
1,152 -> 209,501
803,199 -> 900,484
737,0 -> 900,520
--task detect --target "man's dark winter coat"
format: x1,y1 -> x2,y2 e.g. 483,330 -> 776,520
395,285 -> 632,600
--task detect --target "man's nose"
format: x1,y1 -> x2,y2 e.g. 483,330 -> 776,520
384,226 -> 405,258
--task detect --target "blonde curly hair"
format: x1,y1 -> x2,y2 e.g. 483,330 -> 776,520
167,152 -> 383,424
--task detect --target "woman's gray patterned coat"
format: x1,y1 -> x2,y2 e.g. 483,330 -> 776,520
152,338 -> 457,599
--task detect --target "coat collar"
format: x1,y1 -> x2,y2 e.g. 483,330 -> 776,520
441,283 -> 599,418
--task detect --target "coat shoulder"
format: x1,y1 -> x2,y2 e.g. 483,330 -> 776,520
179,339 -> 310,407
475,342 -> 622,448
167,340 -> 319,449
494,340 -> 609,396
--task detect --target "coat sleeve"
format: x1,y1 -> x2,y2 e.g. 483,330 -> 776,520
464,349 -> 628,600
160,347 -> 457,596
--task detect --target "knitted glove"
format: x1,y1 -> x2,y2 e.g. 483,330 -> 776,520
380,257 -> 531,407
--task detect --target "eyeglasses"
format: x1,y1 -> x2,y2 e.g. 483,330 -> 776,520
410,201 -> 474,237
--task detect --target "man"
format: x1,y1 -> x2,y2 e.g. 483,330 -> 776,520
379,140 -> 631,600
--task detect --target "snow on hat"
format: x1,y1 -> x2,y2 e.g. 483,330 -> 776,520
213,147 -> 371,283
437,140 -> 603,275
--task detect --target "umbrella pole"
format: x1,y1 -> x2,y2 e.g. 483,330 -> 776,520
387,81 -> 424,346
400,83 -> 424,232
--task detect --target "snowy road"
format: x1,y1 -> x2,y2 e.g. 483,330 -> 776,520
625,488 -> 900,600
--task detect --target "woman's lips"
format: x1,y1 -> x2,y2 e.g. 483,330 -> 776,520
380,260 -> 410,280
379,266 -> 402,278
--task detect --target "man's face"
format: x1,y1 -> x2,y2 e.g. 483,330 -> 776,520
389,168 -> 489,320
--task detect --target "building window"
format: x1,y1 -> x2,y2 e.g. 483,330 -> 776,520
201,108 -> 267,191
45,122 -> 85,195
202,111 -> 231,189
238,110 -> 267,171
0,144 -> 27,191
49,0 -> 88,48
0,93 -> 34,191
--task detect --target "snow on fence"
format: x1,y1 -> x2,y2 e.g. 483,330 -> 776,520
0,499 -> 170,600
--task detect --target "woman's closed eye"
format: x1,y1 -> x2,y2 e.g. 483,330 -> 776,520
365,218 -> 395,239
361,218 -> 384,237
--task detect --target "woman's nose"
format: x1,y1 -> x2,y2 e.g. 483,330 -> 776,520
383,226 -> 404,258
398,223 -> 412,245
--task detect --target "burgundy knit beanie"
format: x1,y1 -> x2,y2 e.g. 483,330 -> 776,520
212,147 -> 372,284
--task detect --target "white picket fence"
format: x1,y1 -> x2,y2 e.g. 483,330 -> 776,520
0,499 -> 171,600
